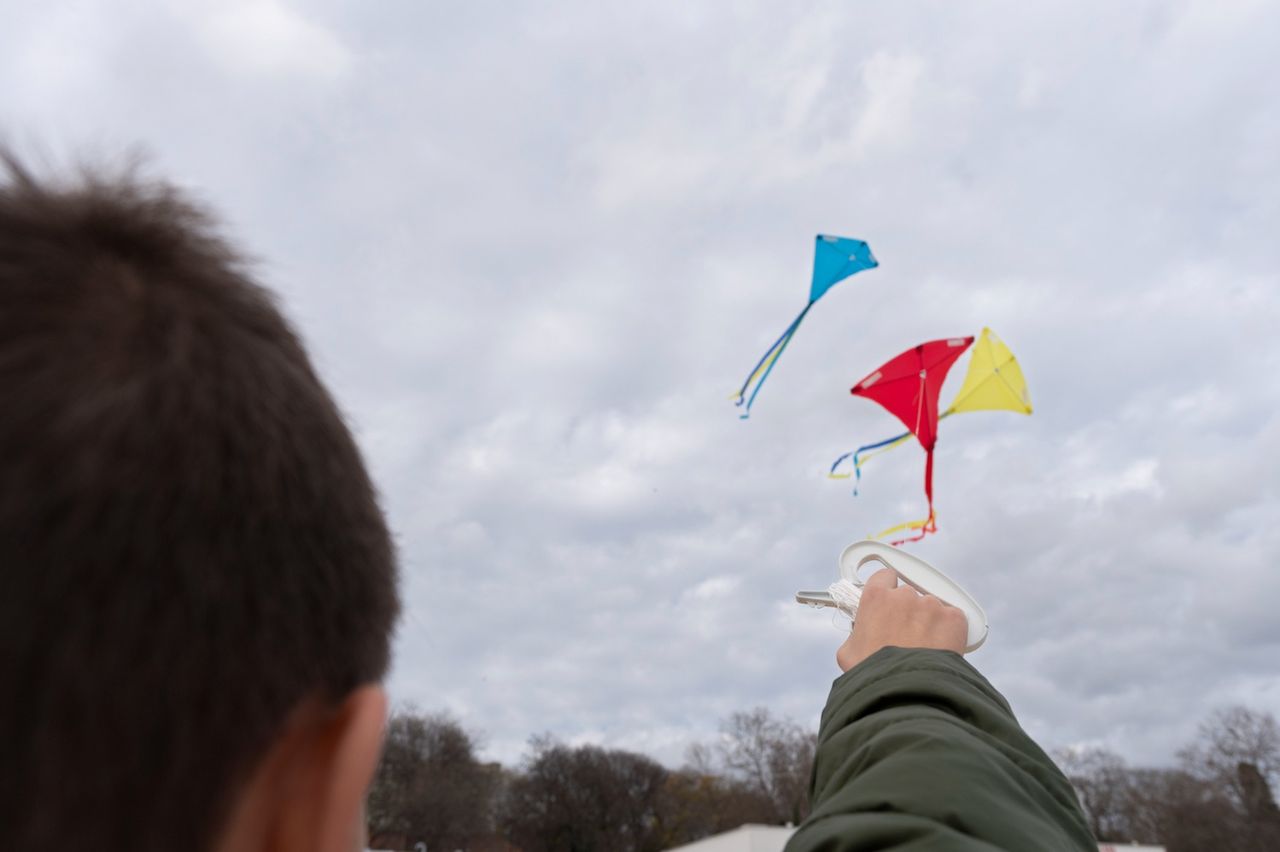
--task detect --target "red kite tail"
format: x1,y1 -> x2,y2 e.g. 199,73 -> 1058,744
889,450 -> 937,546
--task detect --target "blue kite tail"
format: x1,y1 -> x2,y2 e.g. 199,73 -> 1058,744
733,301 -> 814,419
828,451 -> 855,479
848,430 -> 911,496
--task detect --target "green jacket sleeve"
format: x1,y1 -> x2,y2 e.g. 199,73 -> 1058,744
785,647 -> 1095,852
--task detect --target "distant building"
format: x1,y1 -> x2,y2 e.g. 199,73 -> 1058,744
367,836 -> 519,852
664,824 -> 796,852
663,825 -> 1167,852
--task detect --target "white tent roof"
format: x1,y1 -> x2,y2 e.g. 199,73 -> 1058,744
664,824 -> 796,852
664,825 -> 1166,852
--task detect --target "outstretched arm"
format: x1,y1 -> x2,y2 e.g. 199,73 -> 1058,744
786,570 -> 1095,852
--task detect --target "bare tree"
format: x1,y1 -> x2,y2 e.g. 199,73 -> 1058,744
701,708 -> 817,825
1179,706 -> 1280,852
1124,767 -> 1238,852
367,708 -> 498,851
500,738 -> 668,852
1054,746 -> 1134,841
652,768 -> 776,847
1052,706 -> 1280,852
1180,706 -> 1280,805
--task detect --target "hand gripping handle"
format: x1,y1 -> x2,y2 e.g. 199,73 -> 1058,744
838,540 -> 989,652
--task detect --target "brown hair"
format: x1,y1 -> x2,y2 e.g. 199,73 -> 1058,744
0,154 -> 399,852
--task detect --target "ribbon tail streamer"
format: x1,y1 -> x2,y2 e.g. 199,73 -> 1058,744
873,450 -> 939,545
733,302 -> 814,419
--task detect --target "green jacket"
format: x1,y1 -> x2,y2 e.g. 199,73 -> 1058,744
786,647 -> 1095,851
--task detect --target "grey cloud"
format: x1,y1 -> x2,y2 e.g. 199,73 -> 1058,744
3,0 -> 1278,768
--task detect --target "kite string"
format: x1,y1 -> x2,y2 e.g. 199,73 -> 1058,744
827,578 -> 863,619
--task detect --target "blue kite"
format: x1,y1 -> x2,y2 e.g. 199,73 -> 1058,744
733,235 -> 878,418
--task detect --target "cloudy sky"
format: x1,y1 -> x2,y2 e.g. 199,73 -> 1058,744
4,0 -> 1278,767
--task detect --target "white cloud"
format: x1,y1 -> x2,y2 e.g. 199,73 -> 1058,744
1071,458 -> 1163,503
190,0 -> 351,80
3,0 -> 1278,771
849,51 -> 925,155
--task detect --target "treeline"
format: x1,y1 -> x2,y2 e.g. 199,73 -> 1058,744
366,707 -> 814,852
366,704 -> 1280,852
1056,706 -> 1280,852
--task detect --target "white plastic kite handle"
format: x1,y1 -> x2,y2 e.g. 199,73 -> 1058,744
796,540 -> 988,652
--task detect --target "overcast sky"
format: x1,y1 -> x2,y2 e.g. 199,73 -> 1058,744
4,0 -> 1278,767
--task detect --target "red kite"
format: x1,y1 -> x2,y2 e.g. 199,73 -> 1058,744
851,336 -> 974,543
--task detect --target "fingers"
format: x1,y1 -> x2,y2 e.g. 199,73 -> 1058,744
837,565 -> 969,671
864,567 -> 899,591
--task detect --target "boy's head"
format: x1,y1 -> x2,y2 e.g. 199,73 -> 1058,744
0,155 -> 399,852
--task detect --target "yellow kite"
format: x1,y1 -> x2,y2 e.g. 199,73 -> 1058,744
829,328 -> 1031,493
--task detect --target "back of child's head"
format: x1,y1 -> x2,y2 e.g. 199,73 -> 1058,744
0,154 -> 400,852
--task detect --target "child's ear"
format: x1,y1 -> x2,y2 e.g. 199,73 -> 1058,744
216,686 -> 388,852
297,685 -> 388,852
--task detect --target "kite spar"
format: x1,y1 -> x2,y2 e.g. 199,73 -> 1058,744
733,235 -> 877,418
830,327 -> 1032,492
848,336 -> 973,544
